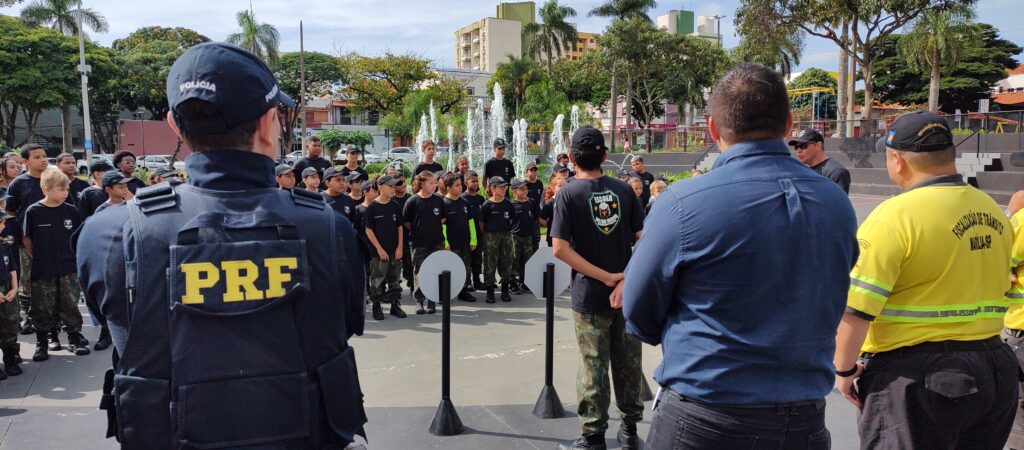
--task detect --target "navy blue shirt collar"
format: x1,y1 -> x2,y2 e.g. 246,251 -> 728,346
906,173 -> 966,192
185,150 -> 276,190
713,139 -> 791,169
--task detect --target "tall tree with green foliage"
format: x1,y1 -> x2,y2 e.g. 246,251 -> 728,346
337,52 -> 436,118
523,0 -> 578,79
113,27 -> 211,120
898,6 -> 977,112
735,31 -> 804,78
588,0 -> 658,147
226,7 -> 280,66
487,54 -> 542,120
275,51 -> 343,154
550,53 -> 612,110
788,68 -> 838,120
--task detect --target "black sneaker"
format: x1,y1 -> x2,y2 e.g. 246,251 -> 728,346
519,283 -> 532,295
93,327 -> 111,351
390,299 -> 407,318
509,283 -> 523,295
19,319 -> 33,335
473,278 -> 487,291
426,301 -> 436,314
485,288 -> 496,304
372,303 -> 385,321
66,333 -> 91,356
557,436 -> 607,450
32,334 -> 48,362
3,346 -> 21,376
457,291 -> 477,302
47,332 -> 61,351
617,422 -> 639,450
500,283 -> 512,302
415,301 -> 426,315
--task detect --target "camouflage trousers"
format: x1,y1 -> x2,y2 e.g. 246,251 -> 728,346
17,251 -> 30,315
368,257 -> 403,305
450,247 -> 473,290
510,234 -> 533,284
573,309 -> 644,436
482,232 -> 513,288
0,284 -> 17,347
30,274 -> 83,334
412,244 -> 444,301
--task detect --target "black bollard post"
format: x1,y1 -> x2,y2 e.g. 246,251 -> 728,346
430,270 -> 464,436
532,263 -> 565,419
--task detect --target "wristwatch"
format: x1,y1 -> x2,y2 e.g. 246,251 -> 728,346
836,365 -> 859,378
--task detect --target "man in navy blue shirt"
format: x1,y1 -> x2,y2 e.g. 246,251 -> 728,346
621,63 -> 858,449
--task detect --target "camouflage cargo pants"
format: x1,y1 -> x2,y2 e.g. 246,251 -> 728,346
411,244 -> 444,301
574,309 -> 644,436
17,251 -> 30,314
368,257 -> 403,305
510,234 -> 533,284
482,231 -> 513,288
30,273 -> 84,334
450,247 -> 473,290
0,284 -> 17,347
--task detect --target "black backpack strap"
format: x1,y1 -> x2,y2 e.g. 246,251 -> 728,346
290,188 -> 326,210
134,182 -> 179,214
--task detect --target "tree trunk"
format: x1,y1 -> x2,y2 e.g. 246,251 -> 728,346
23,109 -> 37,146
836,21 -> 848,137
609,65 -> 618,151
624,73 -> 634,151
928,50 -> 941,112
61,106 -> 74,153
646,126 -> 653,153
862,61 -> 875,135
3,103 -> 17,147
846,39 -> 857,137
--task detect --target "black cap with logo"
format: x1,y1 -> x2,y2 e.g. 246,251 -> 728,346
876,110 -> 954,153
166,42 -> 295,135
493,138 -> 507,148
788,129 -> 824,147
570,126 -> 606,152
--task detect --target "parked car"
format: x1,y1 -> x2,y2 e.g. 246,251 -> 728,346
138,154 -> 186,171
284,151 -> 304,165
385,147 -> 418,163
363,151 -> 387,164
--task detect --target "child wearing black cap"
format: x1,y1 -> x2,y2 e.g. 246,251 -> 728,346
77,162 -> 113,221
460,170 -> 485,291
301,167 -> 321,193
480,176 -> 515,303
322,167 -> 356,224
275,165 -> 296,190
365,176 -> 407,320
441,173 -> 477,302
390,171 -> 415,293
353,179 -> 377,262
94,172 -> 133,215
402,171 -> 446,314
347,172 -> 365,204
339,147 -> 368,181
509,179 -> 539,294
483,138 -> 515,191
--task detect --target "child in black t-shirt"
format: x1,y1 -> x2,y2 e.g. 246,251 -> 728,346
460,171 -> 486,291
391,173 -> 415,292
0,213 -> 20,378
480,176 -> 515,303
301,167 -> 321,193
364,176 -> 408,321
402,171 -> 446,314
23,167 -> 89,361
354,180 -> 378,262
509,179 -> 539,294
441,173 -> 477,303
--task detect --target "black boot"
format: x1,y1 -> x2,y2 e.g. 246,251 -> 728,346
500,283 -> 512,302
66,332 -> 91,356
93,326 -> 111,351
473,276 -> 486,291
32,333 -> 48,362
426,301 -> 436,314
47,331 -> 61,351
617,421 -> 640,450
390,298 -> 407,318
485,288 -> 496,303
519,282 -> 532,295
558,434 -> 607,450
509,281 -> 522,295
415,301 -> 426,315
457,289 -> 477,302
2,345 -> 21,376
372,303 -> 385,321
19,318 -> 32,335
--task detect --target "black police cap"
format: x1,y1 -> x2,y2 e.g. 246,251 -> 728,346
788,129 -> 824,147
570,126 -> 606,152
493,138 -> 507,148
876,110 -> 954,153
166,42 -> 295,135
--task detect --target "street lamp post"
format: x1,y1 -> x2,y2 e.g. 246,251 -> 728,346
711,14 -> 726,47
77,0 -> 93,162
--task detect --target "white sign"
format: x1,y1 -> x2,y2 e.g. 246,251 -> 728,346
418,251 -> 467,302
524,248 -> 572,298
979,99 -> 990,114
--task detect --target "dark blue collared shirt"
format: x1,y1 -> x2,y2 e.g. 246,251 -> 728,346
623,139 -> 858,405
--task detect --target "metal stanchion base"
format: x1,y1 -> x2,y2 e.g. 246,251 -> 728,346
642,377 -> 655,402
429,398 -> 464,436
532,384 -> 565,419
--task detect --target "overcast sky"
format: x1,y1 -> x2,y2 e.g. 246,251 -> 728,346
1,0 -> 1021,74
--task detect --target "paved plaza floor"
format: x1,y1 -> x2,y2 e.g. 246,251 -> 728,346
0,195 -> 888,449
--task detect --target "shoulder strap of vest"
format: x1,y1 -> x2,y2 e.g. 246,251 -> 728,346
134,182 -> 180,214
290,188 -> 326,210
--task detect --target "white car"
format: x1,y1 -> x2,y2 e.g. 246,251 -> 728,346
385,147 -> 418,163
285,151 -> 304,164
139,155 -> 186,171
364,151 -> 387,164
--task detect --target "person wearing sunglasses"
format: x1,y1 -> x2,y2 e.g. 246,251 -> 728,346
789,129 -> 851,194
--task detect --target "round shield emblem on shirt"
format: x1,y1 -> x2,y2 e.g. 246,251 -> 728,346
590,191 -> 621,235
345,206 -> 351,214
63,219 -> 73,230
503,211 -> 510,219
433,207 -> 440,216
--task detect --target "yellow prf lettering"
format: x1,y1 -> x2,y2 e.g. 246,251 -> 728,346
264,257 -> 298,298
181,262 -> 220,304
222,260 -> 264,302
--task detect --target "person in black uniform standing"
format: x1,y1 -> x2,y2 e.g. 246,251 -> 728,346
292,135 -> 333,188
414,140 -> 444,176
75,42 -> 367,449
629,157 -> 655,207
323,167 -> 356,224
483,138 -> 515,191
339,147 -> 369,181
57,153 -> 89,206
112,151 -> 147,194
461,170 -> 485,291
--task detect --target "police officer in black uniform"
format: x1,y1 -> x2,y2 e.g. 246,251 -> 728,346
76,42 -> 367,449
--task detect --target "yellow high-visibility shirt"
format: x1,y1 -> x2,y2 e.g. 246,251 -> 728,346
1002,209 -> 1024,329
847,175 -> 1013,353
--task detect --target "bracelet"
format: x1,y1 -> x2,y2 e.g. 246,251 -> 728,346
836,365 -> 859,378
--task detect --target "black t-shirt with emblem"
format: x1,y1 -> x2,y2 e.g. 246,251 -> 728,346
23,202 -> 81,280
402,194 -> 445,248
353,203 -> 372,257
365,200 -> 403,258
461,192 -> 484,233
551,176 -> 644,313
323,192 -> 356,224
443,196 -> 473,251
0,241 -> 18,287
483,158 -> 515,185
635,171 -> 655,206
511,199 -> 539,237
526,179 -> 544,206
481,198 -> 514,233
68,178 -> 90,206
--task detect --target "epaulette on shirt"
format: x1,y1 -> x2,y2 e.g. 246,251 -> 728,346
134,180 -> 182,214
290,187 -> 326,210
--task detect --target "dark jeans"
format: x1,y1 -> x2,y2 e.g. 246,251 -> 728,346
998,328 -> 1024,449
857,336 -> 1018,450
646,389 -> 829,450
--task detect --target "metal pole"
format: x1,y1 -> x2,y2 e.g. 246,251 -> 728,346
299,20 -> 307,155
77,0 -> 93,161
532,263 -> 564,419
440,270 -> 451,401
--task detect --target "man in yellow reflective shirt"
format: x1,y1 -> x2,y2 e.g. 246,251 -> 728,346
834,111 -> 1018,450
1003,173 -> 1024,450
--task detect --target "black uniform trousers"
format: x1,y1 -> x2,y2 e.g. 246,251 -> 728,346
1000,328 -> 1024,450
857,336 -> 1018,450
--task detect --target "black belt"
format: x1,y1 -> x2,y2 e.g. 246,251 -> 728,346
863,336 -> 1005,359
667,388 -> 825,412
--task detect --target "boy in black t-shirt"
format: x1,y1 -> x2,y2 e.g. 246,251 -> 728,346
347,172 -> 365,204
7,144 -> 47,334
441,173 -> 477,302
483,138 -> 515,191
275,164 -> 296,190
402,171 -> 446,314
391,172 -> 415,292
353,180 -> 377,261
551,126 -> 645,450
301,167 -> 321,193
480,176 -> 515,303
413,140 -> 443,176
23,168 -> 89,361
0,213 -> 21,378
365,175 -> 407,320
322,167 -> 356,224
460,171 -> 485,290
509,179 -> 539,294
78,161 -> 113,221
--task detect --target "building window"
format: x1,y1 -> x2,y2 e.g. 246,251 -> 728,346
466,87 -> 476,96
368,110 -> 379,126
337,106 -> 352,125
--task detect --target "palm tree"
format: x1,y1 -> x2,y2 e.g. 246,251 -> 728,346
588,0 -> 657,149
490,54 -> 542,120
898,6 -> 976,112
226,7 -> 281,67
523,0 -> 578,80
21,0 -> 108,153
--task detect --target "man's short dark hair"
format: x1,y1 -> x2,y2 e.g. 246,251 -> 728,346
441,172 -> 462,189
113,151 -> 136,168
20,144 -> 44,160
708,63 -> 790,143
57,153 -> 75,163
308,135 -> 320,143
175,99 -> 260,152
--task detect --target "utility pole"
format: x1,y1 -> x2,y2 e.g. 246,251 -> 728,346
77,0 -> 93,161
711,14 -> 726,47
299,20 -> 307,156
